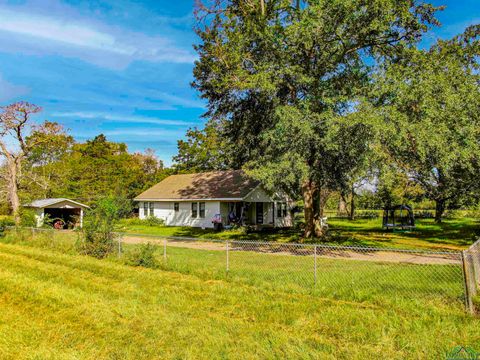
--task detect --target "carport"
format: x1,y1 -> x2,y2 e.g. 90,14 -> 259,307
25,198 -> 89,229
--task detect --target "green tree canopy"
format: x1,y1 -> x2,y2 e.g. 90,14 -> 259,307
193,0 -> 440,237
173,122 -> 228,172
23,121 -> 74,200
61,134 -> 164,205
371,25 -> 480,222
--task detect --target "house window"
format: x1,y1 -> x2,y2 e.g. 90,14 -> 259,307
199,202 -> 205,218
174,202 -> 179,212
191,202 -> 198,218
276,203 -> 287,218
277,203 -> 283,218
149,202 -> 154,217
143,202 -> 148,217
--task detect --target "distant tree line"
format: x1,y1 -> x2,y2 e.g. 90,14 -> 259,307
174,0 -> 480,237
0,102 -> 166,224
1,1 -> 478,238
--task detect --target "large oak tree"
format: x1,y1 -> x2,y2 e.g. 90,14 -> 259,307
193,0 -> 441,237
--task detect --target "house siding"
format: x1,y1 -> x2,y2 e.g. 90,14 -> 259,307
34,208 -> 44,227
243,186 -> 272,203
273,201 -> 294,228
137,186 -> 293,229
139,201 -> 220,229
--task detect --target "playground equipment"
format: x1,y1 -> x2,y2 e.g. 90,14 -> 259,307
382,204 -> 415,230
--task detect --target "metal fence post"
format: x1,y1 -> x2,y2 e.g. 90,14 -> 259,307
461,250 -> 473,314
163,239 -> 167,262
314,245 -> 317,285
226,240 -> 230,272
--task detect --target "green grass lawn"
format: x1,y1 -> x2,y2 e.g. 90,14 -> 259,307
117,217 -> 479,251
117,218 -> 300,242
0,241 -> 479,359
1,229 -> 467,305
326,217 -> 479,250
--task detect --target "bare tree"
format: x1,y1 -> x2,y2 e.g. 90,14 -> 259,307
0,102 -> 61,224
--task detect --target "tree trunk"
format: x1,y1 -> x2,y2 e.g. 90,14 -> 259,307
7,160 -> 21,225
313,187 -> 330,238
435,199 -> 445,223
338,195 -> 348,216
302,180 -> 316,238
349,185 -> 355,220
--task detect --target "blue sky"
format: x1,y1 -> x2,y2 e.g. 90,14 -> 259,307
0,0 -> 478,165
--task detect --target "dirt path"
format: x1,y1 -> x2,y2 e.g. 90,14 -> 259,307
121,235 -> 460,265
123,236 -> 226,251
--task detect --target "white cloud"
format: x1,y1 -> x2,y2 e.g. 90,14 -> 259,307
53,111 -> 197,126
153,92 -> 206,109
104,129 -> 186,137
0,7 -> 196,69
0,9 -> 132,55
0,75 -> 30,102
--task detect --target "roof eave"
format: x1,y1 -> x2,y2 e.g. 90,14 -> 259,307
24,199 -> 90,209
134,198 -> 245,202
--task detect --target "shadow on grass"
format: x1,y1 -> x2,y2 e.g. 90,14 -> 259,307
170,226 -> 302,242
326,218 -> 479,249
120,217 -> 479,250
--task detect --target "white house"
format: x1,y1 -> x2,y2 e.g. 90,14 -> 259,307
134,170 -> 293,229
25,198 -> 89,228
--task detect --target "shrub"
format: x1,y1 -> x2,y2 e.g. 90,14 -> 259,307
19,208 -> 37,227
0,216 -> 15,226
118,217 -> 145,227
125,243 -> 158,268
0,217 -> 15,235
78,197 -> 120,259
144,216 -> 165,227
117,216 -> 165,228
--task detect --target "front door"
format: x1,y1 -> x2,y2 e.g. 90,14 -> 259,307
256,202 -> 263,224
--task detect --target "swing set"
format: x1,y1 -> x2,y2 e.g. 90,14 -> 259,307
382,204 -> 416,230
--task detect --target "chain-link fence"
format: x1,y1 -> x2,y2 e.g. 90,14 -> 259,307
227,240 -> 463,301
116,233 -> 470,311
3,227 -> 478,313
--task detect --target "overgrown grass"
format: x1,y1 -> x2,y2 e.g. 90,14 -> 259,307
0,240 -> 479,359
150,244 -> 465,305
1,229 -> 467,307
117,217 -> 479,250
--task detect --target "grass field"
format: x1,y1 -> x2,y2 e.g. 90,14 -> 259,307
0,240 -> 479,359
118,217 -> 479,251
2,229 -> 466,304
326,217 -> 479,250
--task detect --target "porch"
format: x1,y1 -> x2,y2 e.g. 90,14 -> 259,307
220,201 -> 275,228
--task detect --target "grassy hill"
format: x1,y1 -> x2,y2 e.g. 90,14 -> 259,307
0,242 -> 478,359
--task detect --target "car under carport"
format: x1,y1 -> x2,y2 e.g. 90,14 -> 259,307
25,198 -> 89,229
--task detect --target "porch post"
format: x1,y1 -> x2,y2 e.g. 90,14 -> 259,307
272,202 -> 275,227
